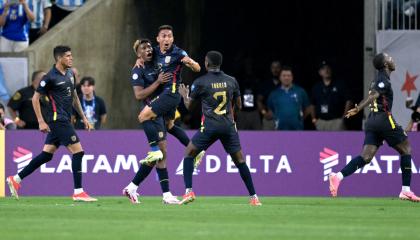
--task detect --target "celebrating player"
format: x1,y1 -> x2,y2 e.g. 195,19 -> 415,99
329,53 -> 419,202
137,25 -> 202,165
6,46 -> 97,202
178,51 -> 262,206
123,39 -> 179,204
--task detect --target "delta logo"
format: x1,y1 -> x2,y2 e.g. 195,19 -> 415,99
13,147 -> 33,173
320,147 -> 420,181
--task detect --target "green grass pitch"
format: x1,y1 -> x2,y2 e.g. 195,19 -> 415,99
0,196 -> 419,240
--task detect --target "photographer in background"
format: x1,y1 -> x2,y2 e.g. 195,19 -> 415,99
405,95 -> 420,131
0,103 -> 16,129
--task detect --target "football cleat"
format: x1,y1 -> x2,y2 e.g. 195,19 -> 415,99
6,176 -> 21,200
123,188 -> 140,204
399,191 -> 420,202
162,193 -> 180,204
139,150 -> 163,165
179,191 -> 196,205
249,195 -> 262,206
194,151 -> 205,169
329,172 -> 341,197
72,192 -> 98,202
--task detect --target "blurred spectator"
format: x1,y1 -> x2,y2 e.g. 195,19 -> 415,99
0,102 -> 16,129
310,61 -> 352,131
28,0 -> 51,44
258,60 -> 281,130
72,76 -> 107,130
236,63 -> 262,130
50,0 -> 85,28
267,66 -> 311,130
0,0 -> 35,52
7,70 -> 45,129
405,94 -> 420,131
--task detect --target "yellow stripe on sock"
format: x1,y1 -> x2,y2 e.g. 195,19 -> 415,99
0,130 -> 5,197
172,82 -> 176,93
53,112 -> 57,121
388,115 -> 396,129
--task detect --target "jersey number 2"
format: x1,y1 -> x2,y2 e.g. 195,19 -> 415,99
213,91 -> 227,115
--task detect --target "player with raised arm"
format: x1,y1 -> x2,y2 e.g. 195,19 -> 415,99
329,53 -> 419,202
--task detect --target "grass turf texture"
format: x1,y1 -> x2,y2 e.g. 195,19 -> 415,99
0,196 -> 419,240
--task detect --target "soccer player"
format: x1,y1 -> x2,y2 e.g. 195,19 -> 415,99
123,38 -> 180,204
178,51 -> 262,206
137,25 -> 202,164
329,53 -> 419,202
6,45 -> 97,202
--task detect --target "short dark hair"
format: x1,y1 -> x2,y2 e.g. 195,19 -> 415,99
206,51 -> 223,67
31,70 -> 44,82
53,45 -> 71,61
158,25 -> 173,34
0,103 -> 4,111
133,38 -> 152,53
280,65 -> 293,74
80,76 -> 95,86
373,53 -> 386,70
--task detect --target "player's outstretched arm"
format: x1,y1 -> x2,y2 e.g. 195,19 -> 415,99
181,57 -> 201,72
32,92 -> 50,133
345,90 -> 379,118
72,89 -> 92,130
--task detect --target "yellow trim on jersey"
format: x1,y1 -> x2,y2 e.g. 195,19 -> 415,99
175,109 -> 181,120
373,99 -> 378,112
53,112 -> 57,121
172,82 -> 176,93
388,115 -> 396,129
0,130 -> 5,197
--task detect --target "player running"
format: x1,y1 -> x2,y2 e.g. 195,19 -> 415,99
178,51 -> 262,206
6,46 -> 97,202
329,53 -> 419,202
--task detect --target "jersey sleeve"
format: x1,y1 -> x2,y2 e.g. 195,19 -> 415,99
36,75 -> 52,95
232,78 -> 241,99
7,90 -> 23,110
98,98 -> 107,115
190,80 -> 202,100
373,75 -> 391,95
130,67 -> 145,87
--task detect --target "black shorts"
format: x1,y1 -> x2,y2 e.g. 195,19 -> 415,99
191,122 -> 241,154
150,92 -> 181,120
152,116 -> 167,142
364,112 -> 407,147
45,121 -> 80,147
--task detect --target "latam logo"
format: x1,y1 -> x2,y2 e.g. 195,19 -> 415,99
320,148 -> 339,181
13,147 -> 33,173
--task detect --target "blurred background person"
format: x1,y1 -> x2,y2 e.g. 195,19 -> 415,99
258,60 -> 281,130
267,66 -> 311,130
7,70 -> 45,129
0,102 -> 16,129
28,0 -> 52,44
310,61 -> 352,131
72,76 -> 107,130
0,0 -> 35,52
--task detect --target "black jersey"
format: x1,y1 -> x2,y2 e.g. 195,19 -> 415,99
36,66 -> 75,123
369,70 -> 393,113
190,70 -> 240,126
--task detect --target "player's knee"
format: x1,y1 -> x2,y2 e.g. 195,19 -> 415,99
361,154 -> 373,163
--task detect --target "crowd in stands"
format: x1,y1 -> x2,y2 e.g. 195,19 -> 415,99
0,0 -> 85,52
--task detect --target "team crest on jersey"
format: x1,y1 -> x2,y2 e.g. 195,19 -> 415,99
12,92 -> 21,100
158,132 -> 164,138
132,73 -> 139,80
40,80 -> 46,87
71,135 -> 77,142
165,56 -> 171,64
378,82 -> 385,88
